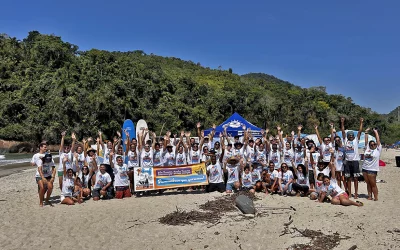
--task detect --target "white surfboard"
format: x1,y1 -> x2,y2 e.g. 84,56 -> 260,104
136,119 -> 150,144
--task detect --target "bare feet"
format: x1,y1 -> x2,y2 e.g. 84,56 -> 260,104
39,203 -> 43,207
353,194 -> 358,199
367,197 -> 373,200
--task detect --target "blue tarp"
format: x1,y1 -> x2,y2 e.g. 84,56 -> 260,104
204,112 -> 263,137
394,141 -> 400,146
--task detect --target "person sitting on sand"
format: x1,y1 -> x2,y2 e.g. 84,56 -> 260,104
291,162 -> 310,197
206,153 -> 225,193
278,163 -> 294,196
251,164 -> 262,192
241,165 -> 255,194
77,164 -> 92,199
362,128 -> 381,201
61,156 -> 83,205
34,150 -> 56,207
224,157 -> 242,193
318,151 -> 363,207
58,131 -> 75,190
92,164 -> 113,201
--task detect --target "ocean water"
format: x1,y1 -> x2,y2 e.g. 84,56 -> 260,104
0,153 -> 34,167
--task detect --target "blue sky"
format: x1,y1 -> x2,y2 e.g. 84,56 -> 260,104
1,0 -> 399,114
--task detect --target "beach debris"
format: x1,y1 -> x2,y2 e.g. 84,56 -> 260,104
235,195 -> 255,214
286,227 -> 351,250
159,206 -> 220,226
348,245 -> 357,250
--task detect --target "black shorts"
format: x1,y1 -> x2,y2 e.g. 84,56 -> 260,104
206,182 -> 226,193
344,161 -> 361,178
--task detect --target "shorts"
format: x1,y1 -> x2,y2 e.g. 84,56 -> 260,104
280,183 -> 292,192
115,186 -> 131,199
362,169 -> 378,176
92,188 -> 101,198
310,192 -> 319,199
206,182 -> 226,193
344,161 -> 361,178
58,171 -> 63,177
36,176 -> 51,184
308,170 -> 315,185
332,192 -> 349,202
226,182 -> 236,191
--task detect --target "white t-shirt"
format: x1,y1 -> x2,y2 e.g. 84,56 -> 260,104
320,143 -> 333,162
325,179 -> 345,197
269,150 -> 281,169
35,161 -> 56,178
73,152 -> 85,172
226,163 -> 239,183
251,170 -> 261,184
141,148 -> 154,167
61,176 -> 75,197
113,164 -> 129,187
176,152 -> 187,166
153,149 -> 164,167
78,171 -> 90,188
59,151 -> 73,172
188,149 -> 201,164
163,148 -> 176,166
283,148 -> 294,165
268,169 -> 279,183
127,149 -> 140,168
85,155 -> 100,171
233,147 -> 244,159
344,138 -> 360,161
102,147 -> 112,165
207,163 -> 224,183
223,148 -> 233,163
362,144 -> 382,172
307,152 -> 320,170
335,147 -> 345,172
255,149 -> 267,166
316,166 -> 330,177
94,171 -> 112,189
296,172 -> 309,186
315,180 -> 325,193
246,145 -> 256,163
294,150 -> 305,166
242,172 -> 253,188
278,170 -> 294,185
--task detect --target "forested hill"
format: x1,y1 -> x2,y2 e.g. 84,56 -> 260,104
0,31 -> 397,144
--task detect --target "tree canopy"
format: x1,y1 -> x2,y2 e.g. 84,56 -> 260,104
0,31 -> 397,144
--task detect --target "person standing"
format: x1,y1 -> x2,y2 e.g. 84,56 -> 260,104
362,128 -> 381,201
341,117 -> 363,199
110,152 -> 131,199
34,149 -> 56,207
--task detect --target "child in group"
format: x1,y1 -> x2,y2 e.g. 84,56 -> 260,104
250,164 -> 262,192
241,165 -> 255,193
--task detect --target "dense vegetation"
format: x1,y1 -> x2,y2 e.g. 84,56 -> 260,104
0,31 -> 398,144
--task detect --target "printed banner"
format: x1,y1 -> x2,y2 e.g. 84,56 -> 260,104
133,163 -> 208,191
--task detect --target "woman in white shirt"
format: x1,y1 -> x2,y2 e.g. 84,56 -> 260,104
291,163 -> 310,196
362,128 -> 381,201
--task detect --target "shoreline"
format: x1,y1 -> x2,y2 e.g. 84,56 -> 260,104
0,157 -> 60,178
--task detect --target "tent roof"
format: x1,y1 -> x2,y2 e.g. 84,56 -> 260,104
204,112 -> 262,137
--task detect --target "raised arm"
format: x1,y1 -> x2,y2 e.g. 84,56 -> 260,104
151,132 -> 157,150
180,131 -> 188,151
196,122 -> 201,138
71,132 -> 76,153
364,127 -> 370,149
373,128 -> 381,147
125,130 -> 130,154
314,125 -> 323,145
340,117 -> 346,141
82,138 -> 88,158
297,125 -> 303,144
199,130 -> 205,149
60,131 -> 66,152
357,118 -> 364,141
329,148 -> 336,180
98,131 -> 104,151
224,127 -> 231,145
209,124 -> 216,142
185,131 -> 191,148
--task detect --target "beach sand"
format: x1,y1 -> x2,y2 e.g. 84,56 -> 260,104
1,149 -> 400,250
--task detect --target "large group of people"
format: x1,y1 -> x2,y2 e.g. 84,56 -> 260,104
32,117 -> 382,207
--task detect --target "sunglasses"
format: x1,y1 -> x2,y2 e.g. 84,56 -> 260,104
370,143 -> 376,146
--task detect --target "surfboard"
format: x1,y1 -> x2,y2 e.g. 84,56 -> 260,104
122,119 -> 135,151
136,119 -> 150,144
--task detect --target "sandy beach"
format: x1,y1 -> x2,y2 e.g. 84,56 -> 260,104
1,149 -> 400,250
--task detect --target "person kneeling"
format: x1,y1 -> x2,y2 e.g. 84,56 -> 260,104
92,164 -> 113,201
224,157 -> 241,194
